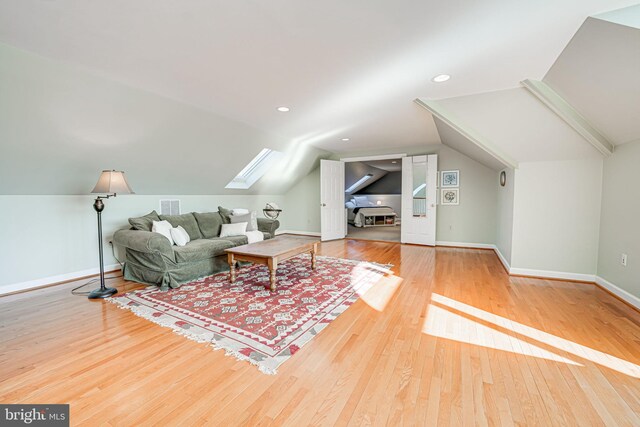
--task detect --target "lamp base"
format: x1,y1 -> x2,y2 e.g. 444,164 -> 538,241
88,287 -> 118,299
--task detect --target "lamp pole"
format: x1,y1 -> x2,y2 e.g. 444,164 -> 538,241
88,195 -> 117,299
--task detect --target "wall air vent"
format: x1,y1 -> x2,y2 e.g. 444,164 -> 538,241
159,199 -> 181,216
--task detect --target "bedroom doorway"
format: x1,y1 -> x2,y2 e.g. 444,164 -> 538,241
343,156 -> 403,243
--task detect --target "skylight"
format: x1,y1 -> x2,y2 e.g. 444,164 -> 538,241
346,174 -> 373,193
225,148 -> 283,189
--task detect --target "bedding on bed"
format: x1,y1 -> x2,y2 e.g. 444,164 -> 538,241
347,205 -> 397,227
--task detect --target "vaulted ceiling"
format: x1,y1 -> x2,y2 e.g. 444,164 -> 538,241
427,4 -> 640,169
0,1 -> 637,194
0,0 -> 634,154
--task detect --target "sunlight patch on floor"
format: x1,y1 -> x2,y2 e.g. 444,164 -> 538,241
350,262 -> 401,312
423,304 -> 582,365
429,293 -> 640,378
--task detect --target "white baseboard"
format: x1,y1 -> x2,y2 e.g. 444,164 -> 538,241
595,276 -> 640,310
436,241 -> 495,249
492,246 -> 511,272
0,264 -> 121,296
276,230 -> 321,237
509,267 -> 595,283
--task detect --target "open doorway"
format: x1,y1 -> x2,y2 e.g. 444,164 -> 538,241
344,158 -> 402,242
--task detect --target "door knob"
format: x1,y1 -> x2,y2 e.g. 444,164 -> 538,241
321,203 -> 326,207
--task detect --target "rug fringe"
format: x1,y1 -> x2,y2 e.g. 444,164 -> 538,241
106,296 -> 277,375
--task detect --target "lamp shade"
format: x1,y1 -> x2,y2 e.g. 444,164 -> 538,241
91,170 -> 135,195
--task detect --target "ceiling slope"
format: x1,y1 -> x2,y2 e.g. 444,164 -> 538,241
0,0 -> 635,152
544,14 -> 640,145
415,98 -> 517,170
521,79 -> 614,156
0,43 -> 328,195
434,88 -> 604,163
595,3 -> 640,29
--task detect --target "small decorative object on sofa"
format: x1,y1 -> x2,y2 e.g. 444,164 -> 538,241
263,202 -> 282,220
114,208 -> 280,290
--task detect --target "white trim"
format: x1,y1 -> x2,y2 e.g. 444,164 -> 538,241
340,153 -> 407,163
521,79 -> 614,156
414,98 -> 519,169
595,276 -> 640,310
509,267 -> 595,282
276,230 -> 322,237
435,241 -> 495,249
0,264 -> 121,296
493,246 -> 512,272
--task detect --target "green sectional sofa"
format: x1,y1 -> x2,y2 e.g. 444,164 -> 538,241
113,209 -> 279,290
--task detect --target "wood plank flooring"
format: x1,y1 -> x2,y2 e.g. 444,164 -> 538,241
1,239 -> 639,426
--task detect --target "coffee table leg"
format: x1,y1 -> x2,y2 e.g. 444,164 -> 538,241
311,243 -> 317,270
228,253 -> 236,283
268,258 -> 277,291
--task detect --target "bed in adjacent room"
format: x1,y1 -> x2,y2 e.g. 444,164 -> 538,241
346,196 -> 398,228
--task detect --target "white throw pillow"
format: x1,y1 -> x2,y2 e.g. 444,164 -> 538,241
170,226 -> 191,247
220,222 -> 248,237
152,220 -> 174,245
231,208 -> 249,215
230,211 -> 258,231
353,195 -> 369,206
345,201 -> 356,209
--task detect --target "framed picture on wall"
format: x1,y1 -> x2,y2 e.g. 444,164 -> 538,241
441,188 -> 459,205
441,170 -> 459,187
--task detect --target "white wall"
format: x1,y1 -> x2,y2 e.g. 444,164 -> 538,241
597,140 -> 640,298
495,168 -> 515,266
0,195 -> 286,291
511,159 -> 603,275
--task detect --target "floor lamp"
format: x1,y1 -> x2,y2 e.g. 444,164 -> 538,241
89,170 -> 135,299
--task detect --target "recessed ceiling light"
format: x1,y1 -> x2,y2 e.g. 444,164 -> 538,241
341,138 -> 350,142
391,161 -> 397,164
432,74 -> 450,83
277,106 -> 290,112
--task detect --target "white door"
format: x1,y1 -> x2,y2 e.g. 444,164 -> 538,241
401,154 -> 437,245
320,159 -> 346,241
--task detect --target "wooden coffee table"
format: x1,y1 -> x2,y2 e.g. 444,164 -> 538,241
225,235 -> 320,291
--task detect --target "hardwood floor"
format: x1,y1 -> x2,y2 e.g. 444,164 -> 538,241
1,240 -> 639,426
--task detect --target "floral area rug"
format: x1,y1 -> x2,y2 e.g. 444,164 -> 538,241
107,254 -> 391,374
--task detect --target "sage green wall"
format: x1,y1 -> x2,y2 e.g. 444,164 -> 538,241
435,145 -> 497,245
511,159 -> 603,275
281,167 -> 321,233
598,140 -> 640,297
495,168 -> 515,266
295,144 -> 499,243
0,195 -> 286,290
0,42 -> 325,196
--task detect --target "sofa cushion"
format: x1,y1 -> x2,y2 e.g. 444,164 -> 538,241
230,211 -> 257,231
193,212 -> 223,239
219,235 -> 249,246
159,213 -> 203,241
218,206 -> 233,224
128,210 -> 161,232
173,239 -> 235,263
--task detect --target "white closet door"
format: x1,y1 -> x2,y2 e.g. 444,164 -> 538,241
320,159 -> 346,241
401,154 -> 437,245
